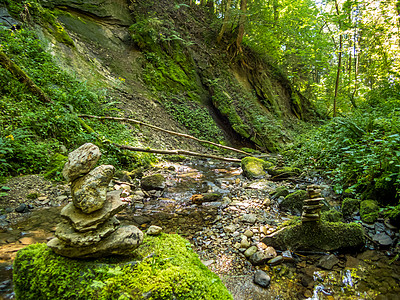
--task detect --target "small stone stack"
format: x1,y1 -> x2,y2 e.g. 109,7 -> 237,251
47,143 -> 143,258
301,185 -> 324,222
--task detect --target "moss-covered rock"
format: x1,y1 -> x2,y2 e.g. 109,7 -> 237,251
341,198 -> 361,217
262,220 -> 365,251
13,234 -> 232,300
279,190 -> 308,215
360,200 -> 380,223
241,157 -> 273,179
266,166 -> 301,180
321,209 -> 343,222
140,174 -> 166,191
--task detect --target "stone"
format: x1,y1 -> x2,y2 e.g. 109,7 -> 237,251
244,246 -> 258,258
55,217 -> 120,246
266,166 -> 301,180
241,157 -> 273,179
270,186 -> 289,199
223,224 -> 236,233
241,213 -> 257,224
268,255 -> 284,265
321,209 -> 343,222
254,270 -> 271,288
147,225 -> 163,235
47,225 -> 143,258
341,198 -> 361,217
15,203 -> 29,213
0,6 -> 20,29
141,174 -> 166,191
249,251 -> 269,265
61,190 -> 126,232
71,165 -> 115,213
240,236 -> 251,248
244,229 -> 254,238
317,254 -> 339,270
360,200 -> 379,223
279,190 -> 308,215
372,232 -> 393,247
62,143 -> 101,182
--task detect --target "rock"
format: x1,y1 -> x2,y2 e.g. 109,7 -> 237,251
224,224 -> 236,233
372,232 -> 393,247
317,254 -> 339,270
241,213 -> 257,224
360,200 -> 379,223
141,174 -> 166,191
244,246 -> 258,258
321,209 -> 343,222
71,165 -> 115,213
341,198 -> 361,217
282,250 -> 294,262
55,217 -> 120,246
266,166 -> 301,180
48,225 -> 143,258
15,203 -> 29,213
254,270 -> 270,288
244,229 -> 254,238
262,198 -> 271,207
0,6 -> 20,29
147,225 -> 163,235
240,236 -> 251,248
62,143 -> 101,182
191,192 -> 222,204
270,186 -> 289,199
241,157 -> 273,179
262,220 -> 365,252
249,251 -> 269,265
279,190 -> 308,215
268,255 -> 284,265
61,190 -> 126,232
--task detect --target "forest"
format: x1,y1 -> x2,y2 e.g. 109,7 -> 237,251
0,0 -> 400,298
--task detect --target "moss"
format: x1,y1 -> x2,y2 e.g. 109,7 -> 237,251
263,220 -> 365,251
341,198 -> 361,217
266,166 -> 301,179
321,209 -> 343,222
279,190 -> 308,215
241,156 -> 273,179
13,234 -> 232,299
360,200 -> 380,223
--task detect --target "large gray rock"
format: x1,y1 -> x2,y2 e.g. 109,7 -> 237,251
55,217 -> 120,246
71,164 -> 115,213
141,174 -> 166,191
61,190 -> 126,232
47,225 -> 144,258
62,143 -> 101,182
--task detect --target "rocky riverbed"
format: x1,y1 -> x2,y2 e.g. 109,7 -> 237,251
1,158 -> 400,299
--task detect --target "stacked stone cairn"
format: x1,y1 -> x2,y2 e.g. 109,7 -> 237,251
301,185 -> 323,222
47,143 -> 143,258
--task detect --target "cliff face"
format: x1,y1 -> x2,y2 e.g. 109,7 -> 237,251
33,0 -> 314,151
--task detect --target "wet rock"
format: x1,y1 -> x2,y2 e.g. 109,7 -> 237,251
141,174 -> 166,191
345,255 -> 360,268
48,225 -> 143,258
268,255 -> 284,265
266,166 -> 301,180
61,190 -> 126,232
15,203 -> 29,213
62,143 -> 101,182
191,192 -> 222,205
317,254 -> 339,270
372,232 -> 393,247
254,270 -> 270,288
71,165 -> 115,213
147,225 -> 163,235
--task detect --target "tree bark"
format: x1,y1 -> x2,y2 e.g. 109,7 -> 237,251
236,0 -> 247,52
217,0 -> 232,43
79,114 -> 251,156
0,50 -> 51,103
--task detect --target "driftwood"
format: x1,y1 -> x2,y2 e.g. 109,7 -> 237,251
114,144 -> 241,162
79,114 -> 250,156
0,50 -> 51,103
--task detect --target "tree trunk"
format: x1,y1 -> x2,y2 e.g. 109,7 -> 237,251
236,0 -> 247,52
333,0 -> 342,118
217,0 -> 232,43
0,50 -> 51,103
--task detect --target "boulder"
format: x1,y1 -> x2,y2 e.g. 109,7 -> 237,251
140,174 -> 166,191
360,200 -> 379,223
341,198 -> 361,217
265,166 -> 301,180
62,143 -> 101,182
279,190 -> 308,215
71,165 -> 115,213
262,220 -> 365,252
241,157 -> 273,179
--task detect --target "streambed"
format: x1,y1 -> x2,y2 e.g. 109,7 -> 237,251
0,159 -> 399,299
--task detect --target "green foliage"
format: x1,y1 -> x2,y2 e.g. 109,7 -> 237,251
13,234 -> 233,299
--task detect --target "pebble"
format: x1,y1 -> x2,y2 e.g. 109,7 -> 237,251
241,214 -> 257,224
244,246 -> 258,258
147,225 -> 163,235
268,255 -> 284,265
244,229 -> 254,238
254,270 -> 271,288
240,236 -> 251,248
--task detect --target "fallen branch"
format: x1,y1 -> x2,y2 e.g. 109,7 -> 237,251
79,114 -> 250,156
114,144 -> 241,162
0,50 -> 51,103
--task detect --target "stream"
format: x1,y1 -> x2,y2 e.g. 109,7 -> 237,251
0,159 -> 399,300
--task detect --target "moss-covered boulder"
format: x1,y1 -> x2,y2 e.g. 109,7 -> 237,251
341,198 -> 361,217
279,190 -> 308,215
13,234 -> 232,300
321,209 -> 343,222
360,200 -> 380,223
262,220 -> 365,252
140,174 -> 166,191
241,157 -> 273,179
265,166 -> 301,180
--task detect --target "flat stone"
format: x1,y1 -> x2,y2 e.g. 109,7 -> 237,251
254,270 -> 271,288
372,232 -> 393,246
61,190 -> 126,232
47,225 -> 143,258
62,143 -> 101,182
147,225 -> 163,235
268,255 -> 284,265
55,217 -> 120,247
317,254 -> 339,270
241,214 -> 257,224
71,165 -> 115,213
141,174 -> 166,191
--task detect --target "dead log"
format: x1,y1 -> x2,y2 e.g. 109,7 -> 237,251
79,114 -> 250,156
114,144 -> 241,162
0,50 -> 51,103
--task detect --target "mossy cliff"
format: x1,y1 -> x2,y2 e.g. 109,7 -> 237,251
3,0 -> 316,152
13,233 -> 233,300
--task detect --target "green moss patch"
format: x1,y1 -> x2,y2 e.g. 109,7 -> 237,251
279,190 -> 308,215
241,156 -> 273,179
13,234 -> 232,299
321,209 -> 343,222
360,200 -> 380,223
341,198 -> 361,217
